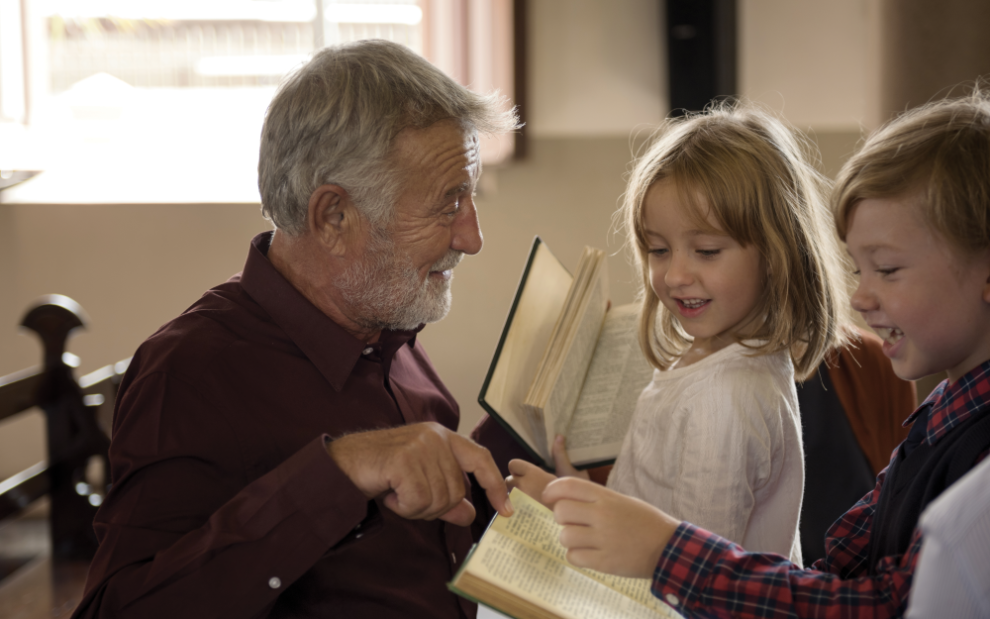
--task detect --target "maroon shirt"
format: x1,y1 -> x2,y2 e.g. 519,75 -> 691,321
73,232 -> 479,619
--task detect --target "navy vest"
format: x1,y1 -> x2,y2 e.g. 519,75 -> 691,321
866,406 -> 990,574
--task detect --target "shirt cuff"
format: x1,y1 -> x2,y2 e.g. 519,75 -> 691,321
652,522 -> 738,613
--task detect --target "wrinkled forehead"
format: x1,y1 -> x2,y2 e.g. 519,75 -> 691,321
386,119 -> 476,183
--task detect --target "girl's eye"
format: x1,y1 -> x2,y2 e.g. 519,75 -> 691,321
852,269 -> 861,276
697,249 -> 720,257
877,268 -> 900,276
649,248 -> 668,256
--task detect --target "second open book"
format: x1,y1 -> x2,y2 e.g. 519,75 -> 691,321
479,238 -> 654,469
448,489 -> 684,619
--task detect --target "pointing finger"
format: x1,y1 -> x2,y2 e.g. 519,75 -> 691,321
451,434 -> 513,517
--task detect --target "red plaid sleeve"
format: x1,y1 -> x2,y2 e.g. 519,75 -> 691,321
651,467 -> 920,618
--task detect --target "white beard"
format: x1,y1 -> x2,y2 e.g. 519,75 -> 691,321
335,228 -> 462,332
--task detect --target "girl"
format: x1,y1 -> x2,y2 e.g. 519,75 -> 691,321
510,103 -> 849,564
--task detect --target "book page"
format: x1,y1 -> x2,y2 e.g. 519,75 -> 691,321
482,241 -> 573,457
493,491 -> 672,612
538,258 -> 610,456
565,304 -> 655,467
459,490 -> 682,619
535,249 -> 600,383
469,531 -> 670,619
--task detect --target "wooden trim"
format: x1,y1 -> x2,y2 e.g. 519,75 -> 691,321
0,368 -> 42,423
0,462 -> 48,522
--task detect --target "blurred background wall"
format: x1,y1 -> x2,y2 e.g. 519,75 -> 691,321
1,0 -> 986,479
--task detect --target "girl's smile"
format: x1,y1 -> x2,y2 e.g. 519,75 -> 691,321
674,297 -> 711,318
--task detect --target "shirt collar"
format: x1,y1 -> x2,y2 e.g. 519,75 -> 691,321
238,231 -> 421,391
904,358 -> 990,446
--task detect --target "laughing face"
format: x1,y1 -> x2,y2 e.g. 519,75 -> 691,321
846,194 -> 990,383
643,179 -> 765,360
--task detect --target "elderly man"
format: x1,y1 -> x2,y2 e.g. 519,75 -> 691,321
72,40 -> 518,619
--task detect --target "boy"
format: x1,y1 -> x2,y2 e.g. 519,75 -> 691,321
512,92 -> 990,618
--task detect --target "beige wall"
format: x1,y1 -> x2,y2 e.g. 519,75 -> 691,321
0,204 -> 271,477
0,0 -> 883,479
528,0 -> 665,137
740,0 -> 880,131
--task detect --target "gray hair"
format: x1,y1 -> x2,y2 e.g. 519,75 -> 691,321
259,39 -> 520,235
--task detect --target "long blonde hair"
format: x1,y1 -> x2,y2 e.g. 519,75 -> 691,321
621,103 -> 849,379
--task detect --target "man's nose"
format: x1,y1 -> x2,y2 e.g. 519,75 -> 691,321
451,199 -> 483,255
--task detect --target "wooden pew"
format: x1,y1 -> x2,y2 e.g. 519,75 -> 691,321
0,296 -> 128,617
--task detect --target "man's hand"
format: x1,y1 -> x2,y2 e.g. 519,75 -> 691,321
327,422 -> 512,526
542,477 -> 681,578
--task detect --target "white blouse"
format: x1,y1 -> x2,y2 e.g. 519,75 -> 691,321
607,343 -> 804,565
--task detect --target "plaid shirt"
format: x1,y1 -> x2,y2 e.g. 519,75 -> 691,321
651,360 -> 990,619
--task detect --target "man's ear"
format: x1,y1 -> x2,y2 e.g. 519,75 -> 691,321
307,184 -> 356,256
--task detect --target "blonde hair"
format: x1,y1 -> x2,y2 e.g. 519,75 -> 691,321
834,90 -> 990,254
621,103 -> 849,379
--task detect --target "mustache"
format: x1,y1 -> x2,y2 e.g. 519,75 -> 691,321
431,251 -> 464,272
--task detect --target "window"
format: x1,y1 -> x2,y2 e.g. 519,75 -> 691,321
0,0 -> 517,203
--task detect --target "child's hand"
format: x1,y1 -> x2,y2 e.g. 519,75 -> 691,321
506,459 -> 557,507
552,435 -> 591,481
542,477 -> 682,579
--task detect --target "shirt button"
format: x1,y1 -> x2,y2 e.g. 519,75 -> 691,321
362,346 -> 374,355
451,552 -> 457,564
269,577 -> 282,589
665,593 -> 679,606
355,533 -> 364,539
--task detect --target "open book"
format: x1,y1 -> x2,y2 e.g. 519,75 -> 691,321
478,238 -> 654,469
448,489 -> 684,619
